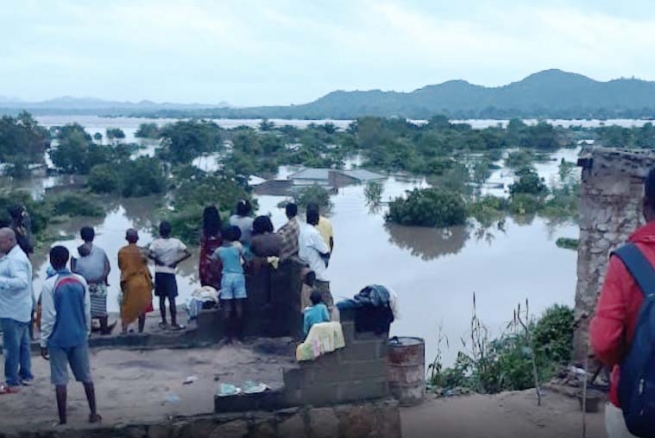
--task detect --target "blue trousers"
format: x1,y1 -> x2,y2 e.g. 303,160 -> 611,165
1,318 -> 33,387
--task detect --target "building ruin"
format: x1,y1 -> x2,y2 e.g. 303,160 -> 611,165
573,147 -> 655,362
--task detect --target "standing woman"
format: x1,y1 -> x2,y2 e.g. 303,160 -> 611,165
199,205 -> 223,289
118,229 -> 153,334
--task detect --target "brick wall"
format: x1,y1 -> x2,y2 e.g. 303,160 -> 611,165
214,307 -> 390,414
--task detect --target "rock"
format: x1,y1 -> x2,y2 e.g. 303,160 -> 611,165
208,419 -> 249,438
307,408 -> 339,438
278,413 -> 307,438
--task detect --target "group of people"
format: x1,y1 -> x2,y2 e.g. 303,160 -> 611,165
198,199 -> 335,342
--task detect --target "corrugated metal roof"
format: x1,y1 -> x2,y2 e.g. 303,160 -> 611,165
288,168 -> 331,180
342,169 -> 386,181
288,168 -> 386,183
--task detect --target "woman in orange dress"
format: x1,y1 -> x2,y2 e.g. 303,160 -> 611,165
118,229 -> 153,334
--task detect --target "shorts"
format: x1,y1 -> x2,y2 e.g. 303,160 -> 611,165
49,344 -> 92,386
221,273 -> 247,300
155,273 -> 178,298
88,283 -> 108,317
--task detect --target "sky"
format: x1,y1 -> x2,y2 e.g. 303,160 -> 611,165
1,0 -> 654,106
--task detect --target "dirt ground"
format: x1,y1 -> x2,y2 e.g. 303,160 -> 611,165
0,340 -> 296,432
401,389 -> 607,438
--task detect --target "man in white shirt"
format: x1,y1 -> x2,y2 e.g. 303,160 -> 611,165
0,228 -> 34,393
298,209 -> 333,311
148,221 -> 191,330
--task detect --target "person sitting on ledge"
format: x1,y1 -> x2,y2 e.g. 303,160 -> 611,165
303,290 -> 330,336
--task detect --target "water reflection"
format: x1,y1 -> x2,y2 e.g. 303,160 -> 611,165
385,224 -> 469,261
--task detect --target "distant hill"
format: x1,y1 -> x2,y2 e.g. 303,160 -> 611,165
0,96 -> 231,116
1,70 -> 653,119
211,69 -> 654,120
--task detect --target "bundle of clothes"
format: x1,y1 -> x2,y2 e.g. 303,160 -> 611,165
185,286 -> 220,321
336,284 -> 399,335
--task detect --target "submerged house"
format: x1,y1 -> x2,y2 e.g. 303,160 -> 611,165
254,168 -> 386,196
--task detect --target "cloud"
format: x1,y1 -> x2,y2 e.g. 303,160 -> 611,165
0,0 -> 653,105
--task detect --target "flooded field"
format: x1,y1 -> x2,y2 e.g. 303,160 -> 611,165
20,116 -> 583,365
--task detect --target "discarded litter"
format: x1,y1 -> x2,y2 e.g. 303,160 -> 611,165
183,376 -> 198,385
217,383 -> 241,397
165,393 -> 180,404
243,381 -> 269,394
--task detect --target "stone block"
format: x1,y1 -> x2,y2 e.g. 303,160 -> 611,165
341,340 -> 382,362
335,404 -> 374,438
148,423 -> 173,438
372,400 -> 402,438
173,418 -> 216,438
278,413 -> 308,438
208,419 -> 249,438
307,408 -> 339,438
283,368 -> 305,391
336,379 -> 388,404
298,383 -> 339,406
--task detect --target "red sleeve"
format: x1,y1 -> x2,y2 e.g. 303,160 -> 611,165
590,256 -> 630,366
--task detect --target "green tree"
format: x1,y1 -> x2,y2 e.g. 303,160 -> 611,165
509,167 -> 548,196
159,120 -> 223,164
93,132 -> 103,142
106,128 -> 126,141
50,124 -> 94,173
135,123 -> 161,139
387,188 -> 467,228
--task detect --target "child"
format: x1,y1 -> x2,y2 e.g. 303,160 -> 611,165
213,226 -> 247,342
303,290 -> 330,336
148,221 -> 191,330
40,245 -> 101,425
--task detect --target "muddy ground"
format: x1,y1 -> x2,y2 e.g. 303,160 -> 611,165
0,340 -> 296,431
401,389 -> 607,438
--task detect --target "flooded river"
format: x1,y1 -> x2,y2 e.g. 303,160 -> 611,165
22,116 -> 583,366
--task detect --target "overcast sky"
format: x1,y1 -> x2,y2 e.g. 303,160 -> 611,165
2,0 -> 654,106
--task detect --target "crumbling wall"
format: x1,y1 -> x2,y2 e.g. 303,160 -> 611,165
574,148 -> 655,362
2,400 -> 401,438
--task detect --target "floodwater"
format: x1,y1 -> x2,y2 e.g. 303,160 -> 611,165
34,115 -> 650,140
23,116 -> 584,366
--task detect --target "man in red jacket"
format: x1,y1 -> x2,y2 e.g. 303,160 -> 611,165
590,168 -> 655,438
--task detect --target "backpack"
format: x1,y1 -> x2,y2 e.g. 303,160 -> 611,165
612,243 -> 655,437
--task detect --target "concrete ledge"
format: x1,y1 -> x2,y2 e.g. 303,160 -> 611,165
2,399 -> 402,438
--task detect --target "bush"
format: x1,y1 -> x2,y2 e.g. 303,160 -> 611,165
293,185 -> 332,211
509,167 -> 548,196
88,164 -> 120,194
135,123 -> 161,139
468,196 -> 507,225
51,193 -> 104,217
387,188 -> 467,228
508,193 -> 542,215
532,305 -> 574,366
88,157 -> 166,198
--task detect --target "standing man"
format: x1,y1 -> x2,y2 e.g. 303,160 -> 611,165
40,245 -> 101,425
277,202 -> 300,261
307,203 -> 334,264
591,168 -> 655,437
0,228 -> 34,393
148,221 -> 191,331
298,208 -> 333,312
71,227 -> 113,335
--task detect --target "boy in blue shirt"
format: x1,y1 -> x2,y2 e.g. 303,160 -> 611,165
304,290 -> 330,336
40,245 -> 101,425
213,226 -> 246,343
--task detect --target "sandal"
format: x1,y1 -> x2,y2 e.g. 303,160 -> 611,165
170,324 -> 185,331
158,322 -> 168,330
89,413 -> 102,424
0,384 -> 20,395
